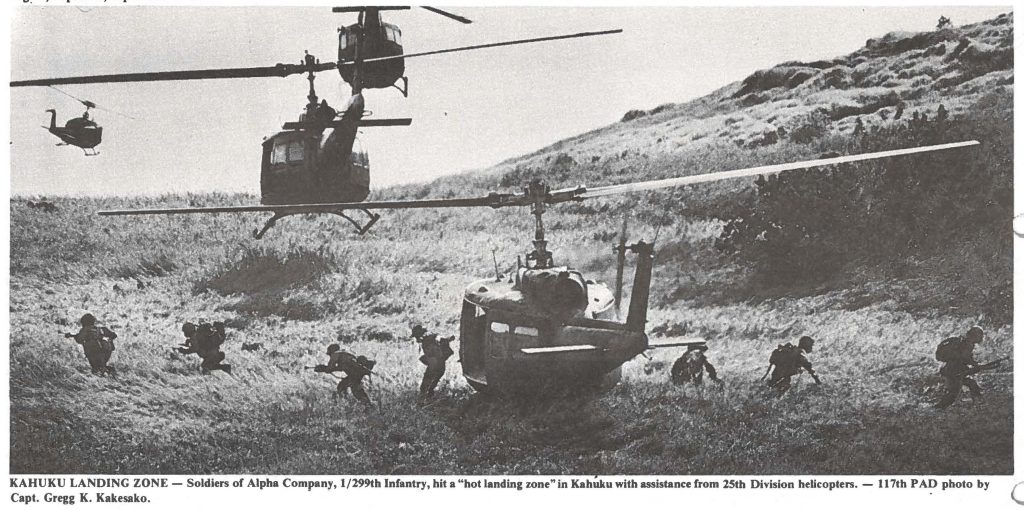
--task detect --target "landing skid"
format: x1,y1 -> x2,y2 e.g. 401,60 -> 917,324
82,148 -> 99,156
252,208 -> 381,239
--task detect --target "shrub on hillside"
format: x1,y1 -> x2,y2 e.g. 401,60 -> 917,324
716,93 -> 1012,288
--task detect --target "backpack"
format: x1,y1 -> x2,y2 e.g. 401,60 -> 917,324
935,337 -> 962,363
769,343 -> 798,367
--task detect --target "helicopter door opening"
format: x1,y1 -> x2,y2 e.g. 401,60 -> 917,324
460,301 -> 487,381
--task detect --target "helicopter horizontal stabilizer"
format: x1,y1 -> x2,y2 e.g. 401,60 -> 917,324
280,118 -> 412,130
331,6 -> 410,13
647,337 -> 707,350
520,345 -> 603,355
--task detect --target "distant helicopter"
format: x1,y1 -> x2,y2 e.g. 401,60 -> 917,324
42,88 -> 106,156
96,141 -> 978,392
11,8 -> 620,236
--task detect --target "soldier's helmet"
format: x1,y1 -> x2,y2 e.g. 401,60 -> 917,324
80,313 -> 96,326
182,322 -> 197,336
966,326 -> 984,344
798,335 -> 815,352
411,324 -> 427,338
327,344 -> 341,355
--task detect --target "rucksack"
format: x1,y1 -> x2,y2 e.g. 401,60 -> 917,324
935,337 -> 962,363
769,343 -> 798,367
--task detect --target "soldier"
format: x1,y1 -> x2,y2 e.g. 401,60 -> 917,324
196,321 -> 231,374
178,322 -> 200,355
316,344 -> 375,405
670,344 -> 720,386
412,325 -> 454,399
179,321 -> 231,374
762,335 -> 820,394
65,313 -> 117,375
935,326 -> 998,409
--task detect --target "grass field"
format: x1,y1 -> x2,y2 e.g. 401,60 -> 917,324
9,194 -> 1012,475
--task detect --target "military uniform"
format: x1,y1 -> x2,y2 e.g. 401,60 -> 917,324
765,336 -> 820,393
670,346 -> 719,386
413,326 -> 454,398
323,346 -> 374,405
69,314 -> 117,375
181,321 -> 231,374
935,328 -> 985,409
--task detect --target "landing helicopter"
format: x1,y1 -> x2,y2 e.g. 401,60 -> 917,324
96,141 -> 979,392
11,8 -> 621,236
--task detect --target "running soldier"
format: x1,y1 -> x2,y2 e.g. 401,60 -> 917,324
65,313 -> 117,375
412,325 -> 454,399
670,344 -> 720,386
934,326 -> 1003,409
315,344 -> 375,405
762,336 -> 820,394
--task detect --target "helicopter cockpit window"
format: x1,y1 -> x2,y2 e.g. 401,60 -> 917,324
339,30 -> 348,50
393,27 -> 402,45
287,141 -> 304,162
490,322 -> 510,334
271,143 -> 288,165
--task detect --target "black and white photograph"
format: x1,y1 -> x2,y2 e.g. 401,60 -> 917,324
4,2 -> 1017,504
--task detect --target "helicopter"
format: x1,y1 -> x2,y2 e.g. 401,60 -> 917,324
94,141 -> 979,392
334,6 -> 472,96
11,9 -> 621,237
42,89 -> 104,156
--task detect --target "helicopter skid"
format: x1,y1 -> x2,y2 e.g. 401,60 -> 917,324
251,208 -> 381,239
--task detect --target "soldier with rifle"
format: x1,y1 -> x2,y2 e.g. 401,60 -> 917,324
310,344 -> 376,405
65,313 -> 117,375
412,324 -> 455,399
934,326 -> 1006,409
762,335 -> 821,394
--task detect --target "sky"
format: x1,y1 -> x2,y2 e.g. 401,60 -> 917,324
8,5 -> 1011,197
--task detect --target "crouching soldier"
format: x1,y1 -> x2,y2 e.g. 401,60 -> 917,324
762,335 -> 820,394
315,344 -> 375,405
65,313 -> 117,375
934,326 -> 1004,409
670,344 -> 720,386
412,325 -> 455,399
179,321 -> 231,374
197,321 -> 231,374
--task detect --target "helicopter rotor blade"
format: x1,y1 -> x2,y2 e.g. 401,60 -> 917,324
96,194 -> 520,217
12,61 -> 338,87
97,141 -> 980,218
341,29 -> 623,66
557,140 -> 981,201
47,86 -> 139,120
421,6 -> 472,24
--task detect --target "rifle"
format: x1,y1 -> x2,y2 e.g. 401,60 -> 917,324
950,356 -> 1011,377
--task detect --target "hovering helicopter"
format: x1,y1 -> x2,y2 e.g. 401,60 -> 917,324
95,141 -> 979,392
334,6 -> 471,96
11,8 -> 621,237
42,88 -> 105,156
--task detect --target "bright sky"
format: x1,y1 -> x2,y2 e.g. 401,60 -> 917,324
8,5 -> 1010,197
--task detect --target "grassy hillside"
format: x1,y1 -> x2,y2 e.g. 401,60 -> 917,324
10,13 -> 1013,474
